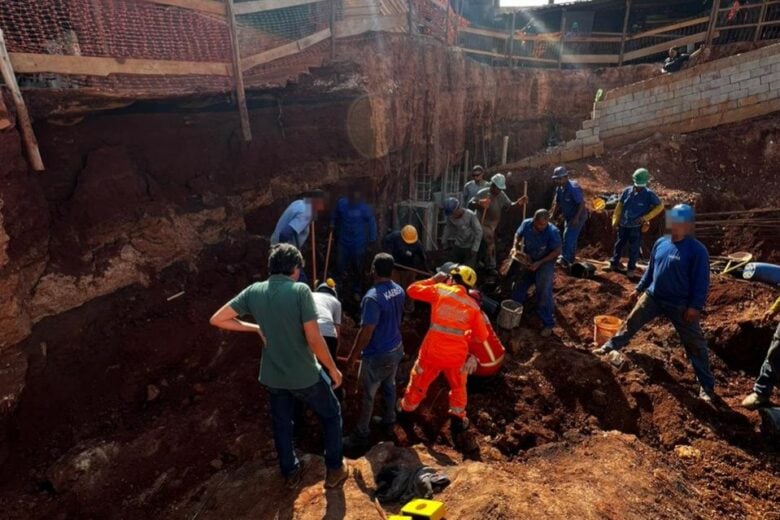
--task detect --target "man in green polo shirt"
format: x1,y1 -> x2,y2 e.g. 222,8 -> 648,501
209,243 -> 348,489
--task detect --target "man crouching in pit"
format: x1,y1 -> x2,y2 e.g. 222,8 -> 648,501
210,243 -> 349,489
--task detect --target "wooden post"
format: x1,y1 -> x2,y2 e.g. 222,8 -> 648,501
0,30 -> 44,171
445,0 -> 451,45
508,10 -> 517,68
407,0 -> 415,35
330,0 -> 337,59
501,135 -> 509,165
225,0 -> 252,141
558,9 -> 567,69
463,149 -> 469,184
455,0 -> 464,46
705,0 -> 721,47
754,0 -> 768,43
618,0 -> 632,65
310,221 -> 317,288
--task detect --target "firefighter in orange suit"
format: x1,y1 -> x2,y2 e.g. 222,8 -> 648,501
398,265 -> 489,429
465,289 -> 506,377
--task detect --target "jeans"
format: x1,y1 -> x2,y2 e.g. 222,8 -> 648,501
604,293 -> 715,390
611,226 -> 642,270
356,345 -> 404,438
335,243 -> 366,293
511,260 -> 555,328
561,217 -> 585,264
754,322 -> 780,398
268,373 -> 344,477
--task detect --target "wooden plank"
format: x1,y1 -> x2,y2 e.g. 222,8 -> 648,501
461,47 -> 508,59
0,30 -> 44,171
334,14 -> 407,38
240,28 -> 331,70
233,0 -> 322,15
706,0 -> 720,46
226,0 -> 252,142
9,52 -> 231,77
623,32 -> 706,61
561,53 -> 619,64
140,0 -> 225,15
618,0 -> 631,65
460,26 -> 509,39
627,16 -> 709,40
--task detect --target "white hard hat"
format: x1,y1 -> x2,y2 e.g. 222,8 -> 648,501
491,173 -> 507,191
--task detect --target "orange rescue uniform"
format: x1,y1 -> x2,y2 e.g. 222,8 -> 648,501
399,279 -> 489,418
469,312 -> 506,377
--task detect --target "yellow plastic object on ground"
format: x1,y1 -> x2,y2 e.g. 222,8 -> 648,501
594,315 -> 622,346
388,516 -> 413,520
401,499 -> 447,520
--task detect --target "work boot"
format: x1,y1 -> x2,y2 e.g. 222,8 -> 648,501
592,344 -> 614,356
741,392 -> 770,410
625,269 -> 639,280
540,327 -> 554,338
450,415 -> 470,437
324,462 -> 350,489
285,460 -> 306,490
698,386 -> 717,405
557,257 -> 571,269
604,263 -> 624,272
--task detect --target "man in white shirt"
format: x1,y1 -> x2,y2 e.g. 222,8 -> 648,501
313,280 -> 342,358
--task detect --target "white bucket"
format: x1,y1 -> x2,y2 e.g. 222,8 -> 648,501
497,300 -> 523,329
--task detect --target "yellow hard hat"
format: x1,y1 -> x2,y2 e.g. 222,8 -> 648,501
401,225 -> 418,245
591,198 -> 606,212
450,264 -> 477,288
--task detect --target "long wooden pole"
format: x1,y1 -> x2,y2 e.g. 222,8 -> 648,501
225,0 -> 252,141
508,10 -> 517,68
754,0 -> 768,43
705,0 -> 721,47
558,9 -> 567,69
618,0 -> 632,66
0,30 -> 44,171
330,0 -> 337,59
310,222 -> 317,288
322,228 -> 334,282
522,180 -> 528,219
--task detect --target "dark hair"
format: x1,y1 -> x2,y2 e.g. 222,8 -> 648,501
268,243 -> 304,275
372,253 -> 395,278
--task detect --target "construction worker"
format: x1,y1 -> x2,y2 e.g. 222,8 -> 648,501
271,190 -> 326,284
398,265 -> 489,432
383,225 -> 428,308
508,209 -> 562,337
462,165 -> 489,207
468,173 -> 528,272
549,165 -> 587,268
741,295 -> 780,410
607,168 -> 665,278
344,253 -> 406,448
594,204 -> 717,404
441,197 -> 482,268
312,279 -> 342,359
332,189 -> 377,295
209,243 -> 348,489
466,289 -> 506,377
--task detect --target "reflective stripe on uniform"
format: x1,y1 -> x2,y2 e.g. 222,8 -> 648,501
481,340 -> 496,362
479,354 -> 505,368
430,323 -> 467,336
435,287 -> 480,310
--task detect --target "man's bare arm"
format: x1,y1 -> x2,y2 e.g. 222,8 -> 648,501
348,324 -> 377,364
210,303 -> 261,333
303,320 -> 343,388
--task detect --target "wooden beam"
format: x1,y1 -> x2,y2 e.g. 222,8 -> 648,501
627,16 -> 709,41
558,9 -> 566,69
561,53 -> 619,64
226,0 -> 252,141
232,0 -> 322,15
507,11 -> 517,67
140,0 -> 225,14
330,0 -> 336,59
0,30 -> 44,171
241,28 -> 331,70
618,0 -> 631,65
9,52 -> 230,77
623,31 -> 707,62
706,0 -> 720,46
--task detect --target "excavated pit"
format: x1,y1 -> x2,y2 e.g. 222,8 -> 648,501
0,37 -> 779,519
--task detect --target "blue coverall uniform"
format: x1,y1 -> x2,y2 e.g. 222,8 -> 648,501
332,197 -> 377,292
611,186 -> 662,271
512,219 -> 562,328
554,180 -> 586,264
603,235 -> 715,391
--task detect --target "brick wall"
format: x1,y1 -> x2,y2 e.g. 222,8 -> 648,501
511,42 -> 780,168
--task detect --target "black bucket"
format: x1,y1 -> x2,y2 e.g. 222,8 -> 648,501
570,262 -> 596,279
759,407 -> 780,441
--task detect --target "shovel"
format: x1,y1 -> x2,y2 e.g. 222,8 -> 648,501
721,251 -> 753,275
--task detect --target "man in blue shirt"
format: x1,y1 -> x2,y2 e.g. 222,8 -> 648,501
332,189 -> 377,295
550,166 -> 587,269
594,204 -> 716,403
607,168 -> 665,278
271,191 -> 326,283
507,209 -> 562,338
344,253 -> 406,448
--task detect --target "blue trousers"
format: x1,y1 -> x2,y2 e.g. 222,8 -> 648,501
335,243 -> 366,293
511,261 -> 555,328
604,293 -> 715,391
268,373 -> 344,477
561,217 -> 585,264
356,345 -> 404,438
754,322 -> 780,398
611,226 -> 642,270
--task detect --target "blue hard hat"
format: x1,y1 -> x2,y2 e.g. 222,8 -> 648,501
551,166 -> 569,179
669,203 -> 695,223
443,196 -> 460,216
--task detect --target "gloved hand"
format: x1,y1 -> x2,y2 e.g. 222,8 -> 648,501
463,354 -> 478,375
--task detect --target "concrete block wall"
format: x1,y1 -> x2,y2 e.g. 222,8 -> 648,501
509,42 -> 780,168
